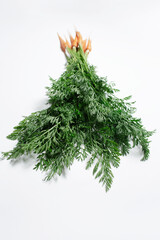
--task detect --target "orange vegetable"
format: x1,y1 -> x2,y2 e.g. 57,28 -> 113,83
72,36 -> 78,48
65,40 -> 71,49
85,38 -> 91,52
76,31 -> 82,45
82,39 -> 87,52
57,34 -> 66,53
70,34 -> 74,47
58,31 -> 92,54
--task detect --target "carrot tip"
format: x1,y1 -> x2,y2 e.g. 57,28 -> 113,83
58,30 -> 91,55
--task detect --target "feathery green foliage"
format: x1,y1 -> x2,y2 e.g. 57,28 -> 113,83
2,45 -> 154,191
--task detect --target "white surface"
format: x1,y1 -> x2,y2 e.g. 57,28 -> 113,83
0,0 -> 160,239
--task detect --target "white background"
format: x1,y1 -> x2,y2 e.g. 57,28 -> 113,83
0,0 -> 160,239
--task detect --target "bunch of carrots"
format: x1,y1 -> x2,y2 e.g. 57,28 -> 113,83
58,31 -> 91,54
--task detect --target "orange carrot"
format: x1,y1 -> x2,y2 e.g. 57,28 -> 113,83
82,39 -> 87,52
85,38 -> 91,52
65,40 -> 71,49
57,34 -> 66,53
70,34 -> 74,48
76,31 -> 82,45
72,36 -> 78,48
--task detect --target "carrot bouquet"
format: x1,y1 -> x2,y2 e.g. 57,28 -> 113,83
2,31 -> 154,191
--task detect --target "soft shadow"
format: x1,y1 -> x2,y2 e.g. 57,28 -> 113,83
33,98 -> 49,111
128,145 -> 144,160
62,167 -> 69,178
10,153 -> 37,168
9,153 -> 70,181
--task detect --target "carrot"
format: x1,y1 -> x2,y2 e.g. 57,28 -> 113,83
65,40 -> 71,49
82,39 -> 87,52
70,34 -> 74,48
85,38 -> 91,52
72,36 -> 78,48
57,34 -> 66,53
76,31 -> 82,45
